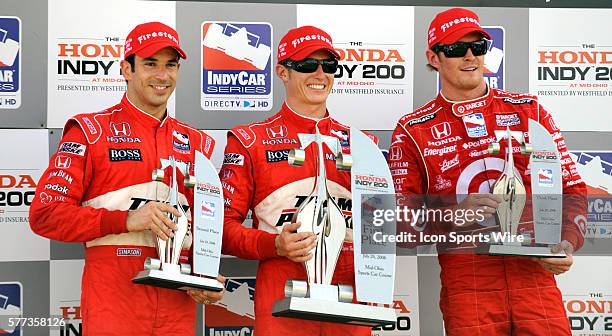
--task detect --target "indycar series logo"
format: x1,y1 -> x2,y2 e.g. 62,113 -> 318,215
201,22 -> 272,111
0,17 -> 21,109
570,151 -> 612,238
482,27 -> 505,90
537,168 -> 554,187
204,278 -> 255,336
437,26 -> 505,92
0,282 -> 22,335
463,113 -> 488,138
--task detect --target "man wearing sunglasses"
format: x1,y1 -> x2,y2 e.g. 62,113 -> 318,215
219,25 -> 371,335
388,8 -> 587,336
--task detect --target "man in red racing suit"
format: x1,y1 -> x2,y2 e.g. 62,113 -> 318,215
220,26 -> 372,336
29,22 -> 223,335
389,8 -> 588,336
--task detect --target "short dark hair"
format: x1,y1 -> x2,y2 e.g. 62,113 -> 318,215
125,54 -> 136,72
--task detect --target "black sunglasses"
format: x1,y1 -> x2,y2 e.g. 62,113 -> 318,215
280,58 -> 339,74
431,39 -> 491,58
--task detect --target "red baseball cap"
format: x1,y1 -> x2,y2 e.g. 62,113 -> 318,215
427,8 -> 491,49
124,22 -> 187,60
277,25 -> 340,63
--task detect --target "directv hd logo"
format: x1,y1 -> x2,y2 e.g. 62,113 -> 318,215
0,282 -> 23,335
0,17 -> 21,109
436,26 -> 505,91
201,22 -> 273,111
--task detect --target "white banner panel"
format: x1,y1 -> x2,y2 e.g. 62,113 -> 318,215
49,259 -> 84,336
529,9 -> 612,131
372,256 -> 420,336
0,129 -> 49,261
297,5 -> 414,130
556,256 -> 612,335
47,0 -> 176,128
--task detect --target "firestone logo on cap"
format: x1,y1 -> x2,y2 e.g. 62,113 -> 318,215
290,33 -> 332,48
427,8 -> 491,49
124,22 -> 186,60
136,30 -> 179,45
440,16 -> 480,33
277,25 -> 340,63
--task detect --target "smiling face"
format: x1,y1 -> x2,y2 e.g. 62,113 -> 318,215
276,49 -> 335,118
426,32 -> 487,101
121,47 -> 180,118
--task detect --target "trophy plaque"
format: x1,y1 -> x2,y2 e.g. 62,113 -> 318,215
132,152 -> 224,291
488,122 -> 565,257
272,127 -> 396,327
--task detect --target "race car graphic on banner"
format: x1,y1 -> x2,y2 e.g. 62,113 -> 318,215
201,22 -> 273,111
0,16 -> 21,109
204,277 -> 255,336
438,26 -> 505,91
0,282 -> 22,336
570,151 -> 612,239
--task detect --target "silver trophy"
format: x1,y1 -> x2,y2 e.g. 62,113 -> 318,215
488,122 -> 565,257
132,153 -> 225,291
272,127 -> 396,327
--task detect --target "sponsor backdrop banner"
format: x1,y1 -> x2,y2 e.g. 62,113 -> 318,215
47,0 -> 176,128
571,151 -> 612,239
529,8 -> 612,131
556,257 -> 612,335
372,256 -> 420,336
297,5 -> 414,130
0,129 -> 49,262
49,260 -> 84,336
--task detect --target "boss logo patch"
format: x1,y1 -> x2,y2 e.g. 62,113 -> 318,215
108,148 -> 142,161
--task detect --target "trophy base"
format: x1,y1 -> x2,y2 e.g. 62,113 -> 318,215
132,269 -> 224,292
272,297 -> 396,327
489,244 -> 567,258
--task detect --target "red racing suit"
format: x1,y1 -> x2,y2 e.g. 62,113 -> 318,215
29,95 -> 215,335
389,87 -> 587,336
220,103 -> 372,336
